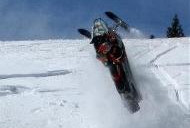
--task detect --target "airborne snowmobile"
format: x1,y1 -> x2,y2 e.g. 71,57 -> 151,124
78,12 -> 141,113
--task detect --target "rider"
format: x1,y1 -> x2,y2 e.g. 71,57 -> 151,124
90,18 -> 128,93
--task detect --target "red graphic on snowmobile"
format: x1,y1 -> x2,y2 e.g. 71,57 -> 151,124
78,12 -> 142,113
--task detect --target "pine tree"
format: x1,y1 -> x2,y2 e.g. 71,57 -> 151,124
150,34 -> 155,39
167,14 -> 185,38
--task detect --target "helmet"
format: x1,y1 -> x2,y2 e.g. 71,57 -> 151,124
93,18 -> 109,37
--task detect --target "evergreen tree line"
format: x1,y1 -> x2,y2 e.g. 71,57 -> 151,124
150,14 -> 185,39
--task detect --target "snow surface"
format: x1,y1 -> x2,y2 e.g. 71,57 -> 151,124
0,38 -> 190,128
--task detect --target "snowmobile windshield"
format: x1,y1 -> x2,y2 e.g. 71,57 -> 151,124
93,18 -> 109,37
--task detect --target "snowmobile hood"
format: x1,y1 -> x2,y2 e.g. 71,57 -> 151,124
92,18 -> 109,37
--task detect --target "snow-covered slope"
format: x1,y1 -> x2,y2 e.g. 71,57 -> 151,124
0,38 -> 190,128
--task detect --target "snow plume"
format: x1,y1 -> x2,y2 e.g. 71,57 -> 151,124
80,55 -> 128,128
129,28 -> 145,38
128,28 -> 146,38
120,27 -> 146,39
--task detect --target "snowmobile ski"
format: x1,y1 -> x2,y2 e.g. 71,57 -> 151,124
105,11 -> 129,32
78,29 -> 92,39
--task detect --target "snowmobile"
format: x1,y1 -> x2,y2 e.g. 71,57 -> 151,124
78,11 -> 141,113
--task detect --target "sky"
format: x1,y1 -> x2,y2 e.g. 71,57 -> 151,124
0,0 -> 189,40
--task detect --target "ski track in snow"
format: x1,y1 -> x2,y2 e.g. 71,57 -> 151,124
157,63 -> 190,67
0,38 -> 190,128
0,70 -> 71,80
149,46 -> 177,64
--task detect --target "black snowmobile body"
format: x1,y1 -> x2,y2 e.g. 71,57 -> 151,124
78,11 -> 141,113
